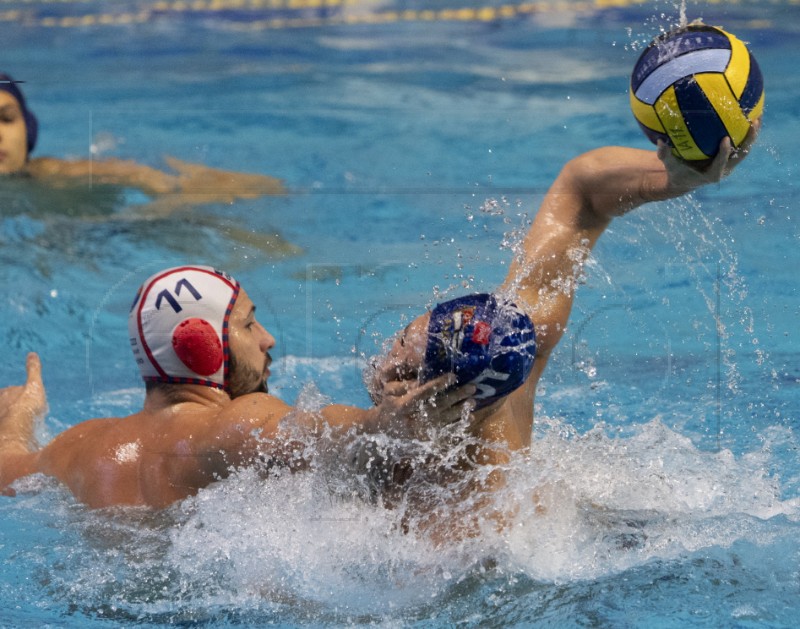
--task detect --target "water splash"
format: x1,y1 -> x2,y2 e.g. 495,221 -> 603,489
507,417 -> 797,581
5,405 -> 796,625
647,197 -> 763,411
678,0 -> 688,28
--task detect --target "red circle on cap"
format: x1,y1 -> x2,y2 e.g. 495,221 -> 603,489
172,318 -> 223,376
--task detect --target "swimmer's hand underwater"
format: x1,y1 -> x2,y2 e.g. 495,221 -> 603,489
24,154 -> 286,219
164,156 -> 285,200
120,157 -> 286,217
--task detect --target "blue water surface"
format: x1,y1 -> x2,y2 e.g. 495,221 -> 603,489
0,0 -> 798,626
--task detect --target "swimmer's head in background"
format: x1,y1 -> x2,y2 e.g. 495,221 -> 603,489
421,293 -> 536,409
0,73 -> 38,155
128,265 -> 240,391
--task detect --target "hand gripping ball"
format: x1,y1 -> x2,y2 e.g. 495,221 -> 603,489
630,23 -> 764,161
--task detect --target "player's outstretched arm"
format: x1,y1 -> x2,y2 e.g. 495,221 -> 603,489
26,155 -> 285,203
503,120 -> 760,362
584,118 -> 760,221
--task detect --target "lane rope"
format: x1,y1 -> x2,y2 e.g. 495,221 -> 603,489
0,0 -> 789,29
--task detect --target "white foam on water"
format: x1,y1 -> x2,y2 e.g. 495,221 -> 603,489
502,417 -> 798,582
42,346 -> 796,618
168,468 -> 459,613
141,414 -> 798,616
8,363 -> 797,624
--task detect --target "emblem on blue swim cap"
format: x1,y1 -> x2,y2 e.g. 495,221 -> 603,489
128,265 -> 240,390
0,74 -> 38,154
422,293 -> 536,409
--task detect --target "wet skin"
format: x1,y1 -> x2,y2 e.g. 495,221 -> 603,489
0,91 -> 28,174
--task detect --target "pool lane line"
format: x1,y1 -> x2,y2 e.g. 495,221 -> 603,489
0,0 -> 793,28
2,0 -> 797,5
0,0 -> 668,28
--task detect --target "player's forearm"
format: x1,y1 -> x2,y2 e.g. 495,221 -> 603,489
28,157 -> 177,194
568,146 -> 691,221
573,140 -> 747,223
320,404 -> 379,433
92,159 -> 177,193
69,158 -> 177,194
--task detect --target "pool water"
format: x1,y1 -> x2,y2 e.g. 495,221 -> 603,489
1,0 -> 798,626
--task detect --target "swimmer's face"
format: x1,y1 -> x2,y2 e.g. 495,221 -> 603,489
370,313 -> 430,400
227,290 -> 275,398
0,91 -> 28,174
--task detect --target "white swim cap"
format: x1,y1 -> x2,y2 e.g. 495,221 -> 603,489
128,265 -> 240,390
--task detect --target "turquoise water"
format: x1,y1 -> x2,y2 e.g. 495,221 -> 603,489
1,0 -> 798,625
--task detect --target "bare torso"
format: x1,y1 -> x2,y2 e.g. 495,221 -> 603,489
32,389 -> 298,508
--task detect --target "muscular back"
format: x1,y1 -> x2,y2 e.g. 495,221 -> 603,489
34,409 -> 226,508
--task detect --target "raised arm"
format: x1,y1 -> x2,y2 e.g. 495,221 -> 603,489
503,122 -> 760,363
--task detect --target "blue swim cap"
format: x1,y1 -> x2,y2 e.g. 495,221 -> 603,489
0,73 -> 38,155
422,293 -> 536,409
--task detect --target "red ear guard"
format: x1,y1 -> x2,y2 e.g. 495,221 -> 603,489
172,318 -> 224,377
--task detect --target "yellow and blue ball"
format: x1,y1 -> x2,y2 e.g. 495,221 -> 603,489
630,23 -> 764,161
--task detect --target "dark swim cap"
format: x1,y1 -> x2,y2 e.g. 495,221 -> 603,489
422,293 -> 536,410
0,73 -> 38,155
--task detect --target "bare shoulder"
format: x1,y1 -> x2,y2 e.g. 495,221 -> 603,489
191,394 -> 306,473
48,415 -> 120,443
215,393 -> 295,435
37,415 -> 124,476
